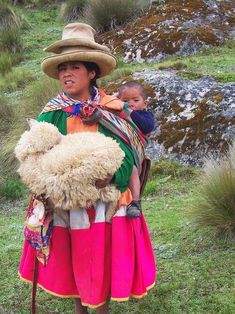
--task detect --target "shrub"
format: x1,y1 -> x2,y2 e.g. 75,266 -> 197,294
0,176 -> 26,199
192,145 -> 235,239
0,53 -> 13,75
0,1 -> 29,31
60,0 -> 87,22
0,2 -> 27,66
83,0 -> 148,32
0,29 -> 23,54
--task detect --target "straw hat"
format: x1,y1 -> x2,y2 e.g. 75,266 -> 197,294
41,23 -> 117,79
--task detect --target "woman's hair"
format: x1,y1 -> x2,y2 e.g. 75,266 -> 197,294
82,61 -> 101,88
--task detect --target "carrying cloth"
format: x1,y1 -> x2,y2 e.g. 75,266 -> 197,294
42,88 -> 149,173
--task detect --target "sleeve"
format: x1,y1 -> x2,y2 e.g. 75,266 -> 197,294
98,125 -> 134,193
130,110 -> 155,135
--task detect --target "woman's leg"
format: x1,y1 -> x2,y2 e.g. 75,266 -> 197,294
74,298 -> 89,314
95,301 -> 110,314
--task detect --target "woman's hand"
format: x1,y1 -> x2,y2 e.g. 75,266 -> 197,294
95,174 -> 113,189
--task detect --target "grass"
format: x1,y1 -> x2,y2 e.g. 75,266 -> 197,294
156,40 -> 235,83
0,67 -> 36,93
0,164 -> 234,313
0,52 -> 13,76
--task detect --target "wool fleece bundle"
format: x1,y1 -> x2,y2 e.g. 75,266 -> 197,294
15,120 -> 125,219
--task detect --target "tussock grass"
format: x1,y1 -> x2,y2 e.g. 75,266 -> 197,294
60,0 -> 87,22
192,144 -> 235,239
0,1 -> 28,69
83,0 -> 148,32
0,0 -> 29,31
0,176 -> 26,200
0,29 -> 23,54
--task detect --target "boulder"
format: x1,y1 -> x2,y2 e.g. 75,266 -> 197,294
104,70 -> 235,166
99,0 -> 235,62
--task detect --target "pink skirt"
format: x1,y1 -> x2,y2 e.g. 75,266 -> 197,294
19,203 -> 156,308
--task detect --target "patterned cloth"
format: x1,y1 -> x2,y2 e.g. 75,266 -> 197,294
24,195 -> 53,265
99,109 -> 148,172
41,87 -> 100,114
42,88 -> 148,173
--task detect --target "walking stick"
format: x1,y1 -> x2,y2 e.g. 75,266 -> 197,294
31,256 -> 39,314
140,157 -> 151,197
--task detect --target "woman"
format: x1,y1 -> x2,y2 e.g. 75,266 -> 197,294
18,23 -> 156,314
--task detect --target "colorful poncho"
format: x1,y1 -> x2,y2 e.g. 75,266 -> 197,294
42,87 -> 148,172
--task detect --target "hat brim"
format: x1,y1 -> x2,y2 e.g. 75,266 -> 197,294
41,50 -> 117,79
44,38 -> 110,53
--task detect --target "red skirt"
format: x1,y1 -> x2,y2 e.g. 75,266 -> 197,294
19,204 -> 156,308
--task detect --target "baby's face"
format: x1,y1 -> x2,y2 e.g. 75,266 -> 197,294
119,87 -> 147,111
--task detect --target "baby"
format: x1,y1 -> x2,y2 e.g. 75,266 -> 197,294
118,82 -> 155,217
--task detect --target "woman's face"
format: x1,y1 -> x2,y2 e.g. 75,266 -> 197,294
58,61 -> 96,99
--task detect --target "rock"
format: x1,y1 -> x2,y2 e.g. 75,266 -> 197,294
104,70 -> 235,167
99,0 -> 234,62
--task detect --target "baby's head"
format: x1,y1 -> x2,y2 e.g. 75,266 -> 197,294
118,82 -> 148,111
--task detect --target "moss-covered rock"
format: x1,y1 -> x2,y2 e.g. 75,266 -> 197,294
99,0 -> 234,62
105,70 -> 235,166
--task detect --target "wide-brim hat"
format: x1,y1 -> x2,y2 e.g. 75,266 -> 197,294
41,23 -> 117,79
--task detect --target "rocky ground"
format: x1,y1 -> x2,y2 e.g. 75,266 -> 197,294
99,0 -> 235,63
99,0 -> 235,166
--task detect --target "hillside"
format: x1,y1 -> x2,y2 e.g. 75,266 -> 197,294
0,1 -> 234,313
0,0 -> 234,180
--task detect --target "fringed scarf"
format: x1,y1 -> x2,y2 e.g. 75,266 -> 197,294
41,86 -> 101,115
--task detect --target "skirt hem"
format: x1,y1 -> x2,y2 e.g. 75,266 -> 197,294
19,272 -> 155,308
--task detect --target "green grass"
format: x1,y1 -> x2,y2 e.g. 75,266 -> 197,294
181,41 -> 235,83
0,168 -> 234,313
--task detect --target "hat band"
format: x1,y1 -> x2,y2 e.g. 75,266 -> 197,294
59,46 -> 95,54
